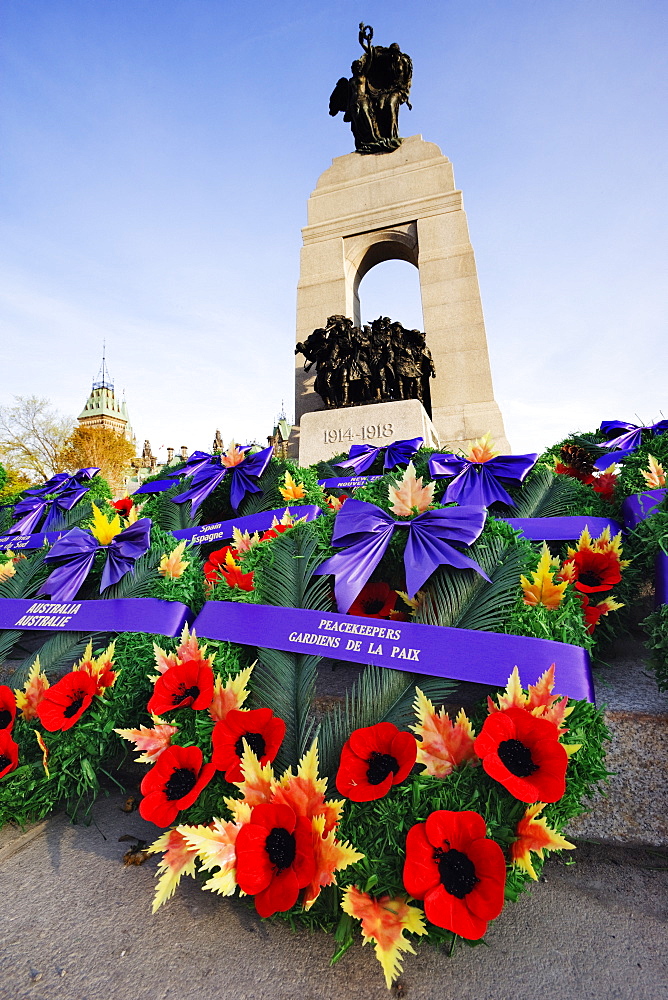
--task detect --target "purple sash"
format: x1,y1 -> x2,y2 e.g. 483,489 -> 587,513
0,597 -> 192,636
193,601 -> 594,702
502,516 -> 622,541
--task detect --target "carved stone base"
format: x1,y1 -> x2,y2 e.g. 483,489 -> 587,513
433,401 -> 510,455
297,398 -> 439,468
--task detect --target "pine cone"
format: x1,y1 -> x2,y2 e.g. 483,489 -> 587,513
560,444 -> 594,476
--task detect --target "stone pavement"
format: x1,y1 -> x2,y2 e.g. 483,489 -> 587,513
1,791 -> 666,1000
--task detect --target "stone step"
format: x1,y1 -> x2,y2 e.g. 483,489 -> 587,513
566,636 -> 668,846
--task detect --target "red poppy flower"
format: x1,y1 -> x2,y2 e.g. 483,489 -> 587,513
403,809 -> 505,940
235,802 -> 316,917
211,707 -> 286,782
563,548 -> 622,594
111,497 -> 134,516
139,744 -> 216,827
36,670 -> 98,732
147,659 -> 214,715
474,706 -> 567,803
0,685 -> 16,731
0,730 -> 19,779
348,581 -> 398,619
203,546 -> 237,583
336,722 -> 417,802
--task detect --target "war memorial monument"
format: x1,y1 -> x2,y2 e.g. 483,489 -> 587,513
292,24 -> 509,466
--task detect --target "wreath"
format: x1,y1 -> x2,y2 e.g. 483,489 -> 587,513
0,426 -> 666,988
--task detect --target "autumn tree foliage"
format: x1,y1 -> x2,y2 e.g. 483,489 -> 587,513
60,426 -> 135,491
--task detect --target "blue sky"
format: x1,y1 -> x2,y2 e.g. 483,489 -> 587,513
1,0 -> 666,459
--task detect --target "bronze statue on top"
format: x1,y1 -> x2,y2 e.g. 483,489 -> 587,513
296,315 -> 435,414
329,24 -> 413,154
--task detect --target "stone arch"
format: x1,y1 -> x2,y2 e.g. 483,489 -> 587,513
293,135 -> 509,456
343,224 -> 418,327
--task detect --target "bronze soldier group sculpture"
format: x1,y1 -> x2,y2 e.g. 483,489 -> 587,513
329,24 -> 412,154
296,315 -> 436,414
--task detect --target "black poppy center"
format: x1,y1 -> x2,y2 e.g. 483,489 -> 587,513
165,767 -> 197,801
175,684 -> 200,705
0,709 -> 12,728
435,847 -> 479,899
234,731 -> 266,759
362,598 -> 386,614
498,738 -> 538,777
63,695 -> 85,719
265,826 -> 296,872
0,754 -> 11,770
366,751 -> 400,786
578,570 -> 602,587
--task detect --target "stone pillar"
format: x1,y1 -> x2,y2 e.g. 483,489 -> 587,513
291,136 -> 509,459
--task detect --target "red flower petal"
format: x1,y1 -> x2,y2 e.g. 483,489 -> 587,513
348,721 -> 398,759
475,707 -> 567,803
255,866 -> 300,917
425,809 -> 487,852
36,671 -> 97,732
235,825 -> 274,893
0,685 -> 17,731
464,840 -> 506,919
423,883 -> 488,939
403,809 -> 506,940
0,730 -> 19,778
147,660 -> 214,715
139,745 -> 215,827
235,803 -> 315,917
402,822 -> 440,899
211,707 -> 286,782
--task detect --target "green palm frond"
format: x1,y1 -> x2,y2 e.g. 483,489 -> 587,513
0,548 -> 49,600
414,532 -> 527,632
250,524 -> 334,769
9,630 -> 106,688
318,666 -> 457,778
507,465 -> 583,519
0,629 -> 23,666
152,482 -> 200,532
47,500 -> 95,533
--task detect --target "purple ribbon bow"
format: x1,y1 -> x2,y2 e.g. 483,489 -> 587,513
428,452 -> 538,508
25,467 -> 100,497
9,485 -> 90,535
314,497 -> 490,613
177,450 -> 217,477
334,438 -> 424,475
172,446 -> 273,514
38,518 -> 152,603
594,419 -> 668,470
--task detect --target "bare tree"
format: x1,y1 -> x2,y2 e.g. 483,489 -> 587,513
0,396 -> 74,483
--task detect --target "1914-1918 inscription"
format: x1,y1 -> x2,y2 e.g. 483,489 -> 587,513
323,422 -> 393,445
